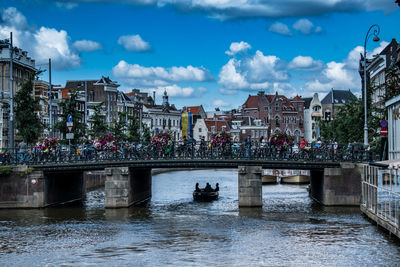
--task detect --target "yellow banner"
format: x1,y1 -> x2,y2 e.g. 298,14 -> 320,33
182,112 -> 188,138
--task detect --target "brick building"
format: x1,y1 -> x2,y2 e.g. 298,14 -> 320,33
241,91 -> 305,142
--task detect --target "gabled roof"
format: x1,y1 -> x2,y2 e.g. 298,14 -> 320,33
125,92 -> 136,97
321,90 -> 356,104
204,120 -> 230,132
291,95 -> 304,102
267,94 -> 296,109
243,95 -> 259,109
94,76 -> 119,86
183,106 -> 201,114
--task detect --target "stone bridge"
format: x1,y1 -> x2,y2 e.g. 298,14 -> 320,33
0,158 -> 366,209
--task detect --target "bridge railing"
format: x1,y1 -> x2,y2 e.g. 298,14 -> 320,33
362,164 -> 400,229
0,141 -> 377,165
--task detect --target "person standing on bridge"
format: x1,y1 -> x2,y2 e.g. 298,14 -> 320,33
17,139 -> 28,163
245,135 -> 252,158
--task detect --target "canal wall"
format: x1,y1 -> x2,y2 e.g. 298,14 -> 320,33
83,171 -> 106,191
310,163 -> 362,206
0,167 -> 106,208
0,166 -> 45,208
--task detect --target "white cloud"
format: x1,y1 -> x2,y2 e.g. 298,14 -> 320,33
152,84 -> 195,98
112,60 -> 213,88
0,7 -> 81,70
33,27 -> 81,70
303,61 -> 359,94
268,22 -> 292,36
37,0 -> 397,20
345,41 -> 389,70
345,46 -> 364,69
213,99 -> 230,107
293,19 -> 314,35
55,2 -> 78,9
225,41 -> 251,56
118,34 -> 150,52
198,87 -> 208,93
288,56 -> 323,71
315,26 -> 322,33
1,7 -> 27,29
370,41 -> 389,57
219,88 -> 238,95
73,40 -> 102,52
218,50 -> 288,91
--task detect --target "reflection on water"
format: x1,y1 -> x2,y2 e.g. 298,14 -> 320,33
0,169 -> 399,266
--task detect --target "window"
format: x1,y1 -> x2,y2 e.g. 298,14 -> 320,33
222,126 -> 226,132
325,111 -> 331,121
211,126 -> 216,133
275,116 -> 280,127
275,103 -> 279,111
199,128 -> 202,132
251,130 -> 255,138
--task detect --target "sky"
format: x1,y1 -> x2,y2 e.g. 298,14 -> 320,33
0,0 -> 399,111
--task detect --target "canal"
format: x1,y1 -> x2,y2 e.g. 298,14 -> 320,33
0,169 -> 399,266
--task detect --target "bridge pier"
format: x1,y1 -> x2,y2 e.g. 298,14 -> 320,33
238,166 -> 262,207
310,163 -> 362,206
105,167 -> 152,208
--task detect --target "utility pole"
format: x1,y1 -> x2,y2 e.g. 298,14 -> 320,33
49,58 -> 53,137
84,80 -> 87,130
8,32 -> 14,150
139,107 -> 143,139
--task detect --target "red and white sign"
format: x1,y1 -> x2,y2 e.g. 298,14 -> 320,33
66,121 -> 73,133
380,128 -> 388,136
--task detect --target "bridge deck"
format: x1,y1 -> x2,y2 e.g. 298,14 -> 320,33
29,159 -> 341,172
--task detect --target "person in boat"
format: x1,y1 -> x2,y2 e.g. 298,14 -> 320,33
195,183 -> 201,192
204,182 -> 212,192
214,183 -> 219,192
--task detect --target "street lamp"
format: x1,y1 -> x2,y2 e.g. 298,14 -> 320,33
363,24 -> 380,146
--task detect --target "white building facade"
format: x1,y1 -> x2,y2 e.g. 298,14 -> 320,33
304,93 -> 322,142
386,95 -> 400,160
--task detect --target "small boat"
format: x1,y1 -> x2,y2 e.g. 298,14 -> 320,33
193,190 -> 219,201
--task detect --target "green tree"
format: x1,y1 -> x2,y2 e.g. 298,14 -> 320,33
141,123 -> 151,143
110,112 -> 128,141
127,114 -> 140,142
319,94 -> 382,146
14,77 -> 42,144
55,89 -> 86,143
89,102 -> 108,138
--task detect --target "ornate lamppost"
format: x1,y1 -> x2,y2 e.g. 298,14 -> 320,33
363,24 -> 380,146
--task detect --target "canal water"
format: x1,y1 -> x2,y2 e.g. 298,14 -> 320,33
0,169 -> 399,266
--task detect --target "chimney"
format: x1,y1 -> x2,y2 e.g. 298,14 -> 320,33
153,91 -> 156,105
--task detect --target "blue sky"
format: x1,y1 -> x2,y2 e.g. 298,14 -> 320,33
1,0 -> 399,110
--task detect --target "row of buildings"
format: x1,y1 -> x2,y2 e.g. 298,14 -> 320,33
0,35 -> 399,160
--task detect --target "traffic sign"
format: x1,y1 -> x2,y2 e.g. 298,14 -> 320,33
67,126 -> 73,133
66,133 -> 74,139
380,128 -> 388,136
67,114 -> 72,122
380,120 -> 388,128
